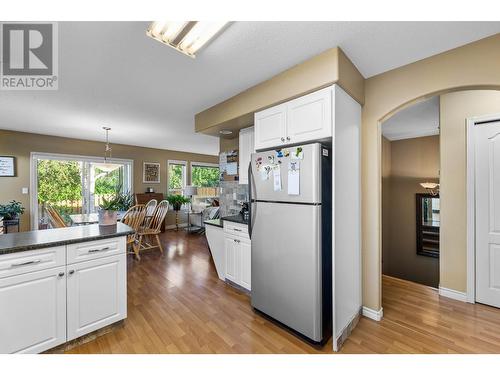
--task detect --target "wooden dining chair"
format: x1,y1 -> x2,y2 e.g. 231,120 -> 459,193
120,204 -> 147,259
142,199 -> 157,228
136,200 -> 169,259
46,206 -> 67,228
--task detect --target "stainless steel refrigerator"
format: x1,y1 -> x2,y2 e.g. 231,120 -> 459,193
248,142 -> 332,345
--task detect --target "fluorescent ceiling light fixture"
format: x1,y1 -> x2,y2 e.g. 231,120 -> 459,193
146,21 -> 228,57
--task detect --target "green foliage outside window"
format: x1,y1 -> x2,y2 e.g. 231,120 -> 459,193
94,167 -> 123,195
168,164 -> 184,191
191,165 -> 219,187
37,160 -> 82,203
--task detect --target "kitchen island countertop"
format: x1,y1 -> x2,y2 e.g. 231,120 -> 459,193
0,222 -> 134,255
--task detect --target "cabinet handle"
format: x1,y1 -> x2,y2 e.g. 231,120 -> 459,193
69,270 -> 75,275
233,239 -> 240,243
233,228 -> 242,232
11,259 -> 41,268
286,136 -> 291,141
88,246 -> 110,253
58,272 -> 65,277
281,137 -> 285,142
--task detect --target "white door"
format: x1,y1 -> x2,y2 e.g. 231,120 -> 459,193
0,266 -> 66,353
475,120 -> 500,308
286,86 -> 332,145
239,127 -> 255,184
240,239 -> 251,291
254,103 -> 287,150
224,236 -> 239,283
67,254 -> 126,340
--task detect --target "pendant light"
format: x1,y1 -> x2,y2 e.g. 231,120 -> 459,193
103,126 -> 112,163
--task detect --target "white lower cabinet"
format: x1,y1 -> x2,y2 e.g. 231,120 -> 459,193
224,229 -> 251,291
0,236 -> 127,353
0,266 -> 67,354
67,254 -> 126,340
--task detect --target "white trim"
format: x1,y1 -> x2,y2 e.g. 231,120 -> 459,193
167,160 -> 187,194
30,152 -> 133,231
439,287 -> 467,302
466,113 -> 500,304
362,306 -> 383,321
190,161 -> 218,168
383,128 -> 439,142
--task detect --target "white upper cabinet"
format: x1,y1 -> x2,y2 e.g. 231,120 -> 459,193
238,126 -> 255,185
286,86 -> 332,145
254,86 -> 334,150
254,103 -> 287,150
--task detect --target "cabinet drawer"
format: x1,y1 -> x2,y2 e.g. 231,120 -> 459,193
223,222 -> 249,238
67,237 -> 125,264
0,246 -> 65,279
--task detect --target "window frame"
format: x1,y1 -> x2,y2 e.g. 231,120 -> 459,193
190,161 -> 220,189
167,160 -> 187,195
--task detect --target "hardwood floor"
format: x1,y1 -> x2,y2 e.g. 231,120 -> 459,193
65,230 -> 500,354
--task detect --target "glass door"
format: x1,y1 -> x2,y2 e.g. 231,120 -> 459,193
32,153 -> 132,229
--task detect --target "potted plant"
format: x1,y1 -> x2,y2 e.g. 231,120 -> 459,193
0,200 -> 25,220
0,200 -> 25,233
166,194 -> 190,230
98,195 -> 121,226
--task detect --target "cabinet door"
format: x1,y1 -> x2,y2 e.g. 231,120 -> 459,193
239,127 -> 255,185
67,254 -> 126,341
239,239 -> 251,291
224,236 -> 239,283
286,87 -> 332,144
0,266 -> 66,353
254,103 -> 287,150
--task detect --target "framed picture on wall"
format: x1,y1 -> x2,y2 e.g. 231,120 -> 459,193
143,162 -> 160,183
0,156 -> 15,177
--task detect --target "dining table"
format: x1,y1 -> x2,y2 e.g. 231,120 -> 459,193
69,211 -> 127,226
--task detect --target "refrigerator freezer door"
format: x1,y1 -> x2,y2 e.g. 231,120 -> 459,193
250,143 -> 322,204
251,201 -> 322,341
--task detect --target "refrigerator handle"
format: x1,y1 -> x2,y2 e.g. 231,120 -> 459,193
248,161 -> 252,238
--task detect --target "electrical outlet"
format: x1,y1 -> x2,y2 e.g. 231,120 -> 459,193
21,187 -> 29,194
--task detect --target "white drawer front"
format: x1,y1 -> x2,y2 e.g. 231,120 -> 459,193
223,222 -> 249,238
67,237 -> 125,264
0,246 -> 65,279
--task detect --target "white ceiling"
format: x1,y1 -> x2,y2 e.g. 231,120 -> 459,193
382,96 -> 440,141
1,21 -> 499,155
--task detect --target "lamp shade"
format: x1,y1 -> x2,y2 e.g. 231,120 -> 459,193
183,185 -> 198,197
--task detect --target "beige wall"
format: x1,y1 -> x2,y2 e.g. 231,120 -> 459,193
195,47 -> 364,136
362,33 -> 500,311
0,130 -> 218,231
440,90 -> 500,292
219,136 -> 239,153
382,135 -> 440,287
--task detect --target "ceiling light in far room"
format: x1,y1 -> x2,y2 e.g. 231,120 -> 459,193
420,182 -> 440,196
146,21 -> 228,58
219,129 -> 233,135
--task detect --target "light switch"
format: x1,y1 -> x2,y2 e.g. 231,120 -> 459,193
21,187 -> 29,194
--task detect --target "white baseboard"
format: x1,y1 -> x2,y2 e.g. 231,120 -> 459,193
362,306 -> 383,321
439,287 -> 467,302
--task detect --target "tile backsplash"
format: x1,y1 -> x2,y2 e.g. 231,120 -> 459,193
219,181 -> 249,217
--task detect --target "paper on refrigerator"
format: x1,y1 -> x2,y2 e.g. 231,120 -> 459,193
288,160 -> 300,195
272,164 -> 282,191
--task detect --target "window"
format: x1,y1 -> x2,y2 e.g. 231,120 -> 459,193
31,152 -> 133,230
168,160 -> 187,195
191,162 -> 219,197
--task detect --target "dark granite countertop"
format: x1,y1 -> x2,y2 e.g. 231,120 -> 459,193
221,214 -> 248,225
204,218 -> 222,228
0,222 -> 134,255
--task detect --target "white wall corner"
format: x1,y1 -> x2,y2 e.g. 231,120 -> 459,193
362,306 -> 384,321
438,287 -> 467,302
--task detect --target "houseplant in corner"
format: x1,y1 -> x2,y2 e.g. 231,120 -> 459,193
0,200 -> 25,232
166,194 -> 190,230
